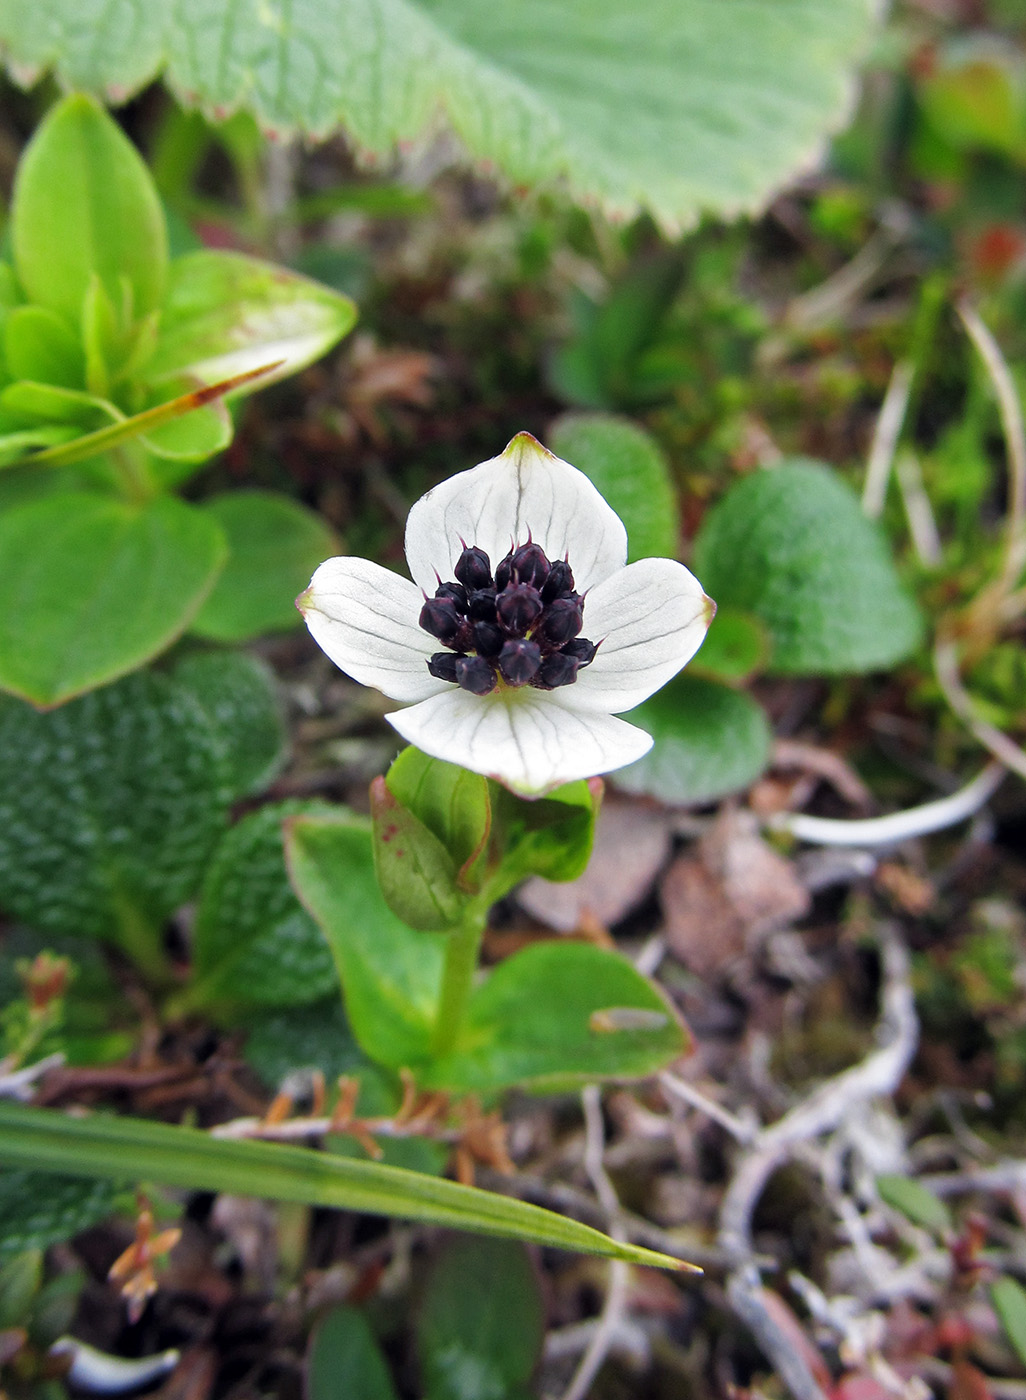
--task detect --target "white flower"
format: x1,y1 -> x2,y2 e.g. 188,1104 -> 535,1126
298,432 -> 714,797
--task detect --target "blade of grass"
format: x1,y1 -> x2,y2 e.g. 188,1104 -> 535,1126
0,1103 -> 695,1271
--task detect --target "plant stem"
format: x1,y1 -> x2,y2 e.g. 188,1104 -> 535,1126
431,905 -> 488,1059
111,893 -> 174,988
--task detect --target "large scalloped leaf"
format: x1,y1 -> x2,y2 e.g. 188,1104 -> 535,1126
0,0 -> 876,228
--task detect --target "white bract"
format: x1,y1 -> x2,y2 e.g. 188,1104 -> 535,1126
299,432 -> 714,796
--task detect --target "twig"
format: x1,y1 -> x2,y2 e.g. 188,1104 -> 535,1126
717,925 -> 918,1400
768,762 -> 1006,846
659,1072 -> 758,1144
896,450 -> 943,566
920,1359 -> 1026,1400
920,1161 -> 1026,1198
554,1088 -> 632,1400
957,298 -> 1026,595
772,740 -> 873,808
785,232 -> 894,333
934,642 -> 1026,782
0,1052 -> 65,1101
863,360 -> 915,520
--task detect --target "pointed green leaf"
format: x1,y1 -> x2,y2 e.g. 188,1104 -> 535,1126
190,801 -> 340,1015
147,249 -> 356,390
992,1276 -> 1026,1371
285,813 -> 443,1069
309,1306 -> 400,1400
171,649 -> 287,800
0,672 -> 230,948
11,93 -> 168,329
876,1174 -> 952,1233
616,675 -> 772,805
0,1103 -> 688,1269
0,493 -> 227,705
549,412 -> 680,562
0,1 -> 876,230
190,490 -> 338,641
4,307 -> 85,388
417,1237 -> 544,1400
427,941 -> 688,1094
370,775 -> 469,932
694,460 -> 924,675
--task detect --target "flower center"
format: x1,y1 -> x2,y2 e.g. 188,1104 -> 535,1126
419,540 -> 599,695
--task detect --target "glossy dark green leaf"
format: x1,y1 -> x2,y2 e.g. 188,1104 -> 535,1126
190,490 -> 338,641
694,460 -> 923,675
0,492 -> 227,706
285,813 -> 443,1070
190,801 -> 340,1014
0,673 -> 230,964
417,1237 -> 544,1400
427,941 -> 688,1093
308,1306 -> 400,1400
616,674 -> 772,805
549,412 -> 680,561
12,93 -> 168,329
171,649 -> 287,800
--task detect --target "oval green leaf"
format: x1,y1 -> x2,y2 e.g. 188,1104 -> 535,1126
0,492 -> 227,706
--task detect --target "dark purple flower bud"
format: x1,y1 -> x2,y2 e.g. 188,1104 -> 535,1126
472,621 -> 504,657
420,596 -> 462,643
537,596 -> 583,645
496,583 -> 543,636
535,651 -> 581,688
454,545 -> 493,591
494,552 -> 514,590
427,652 -> 460,683
498,639 -> 542,687
467,588 -> 498,623
435,581 -> 468,612
541,559 -> 575,603
509,540 -> 550,588
455,655 -> 498,695
563,637 -> 598,666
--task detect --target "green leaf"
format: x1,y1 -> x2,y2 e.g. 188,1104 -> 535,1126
0,1 -> 876,229
548,412 -> 679,562
417,1237 -> 544,1400
0,492 -> 227,706
309,1306 -> 400,1400
190,490 -> 338,641
488,780 -> 599,898
11,93 -> 168,329
0,1102 -> 687,1269
139,395 -> 231,462
146,249 -> 356,390
0,380 -> 120,428
189,801 -> 340,1015
4,307 -> 85,388
0,672 -> 230,957
693,460 -> 924,675
876,1174 -> 952,1233
427,941 -> 688,1094
171,649 -> 287,800
285,813 -> 443,1070
243,1000 -> 366,1090
0,1250 -> 42,1328
616,675 -> 772,805
0,1170 -> 120,1263
371,749 -> 491,931
0,426 -> 78,467
690,607 -> 770,683
992,1276 -> 1026,1371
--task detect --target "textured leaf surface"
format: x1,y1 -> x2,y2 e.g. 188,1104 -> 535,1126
190,490 -> 338,641
192,801 -> 339,1013
549,412 -> 680,562
172,649 -> 287,800
0,1104 -> 686,1269
417,1237 -> 544,1400
427,941 -> 688,1093
0,492 -> 227,706
0,0 -> 875,228
0,672 -> 229,945
694,460 -> 924,675
0,1170 -> 120,1262
243,1000 -> 366,1089
616,675 -> 772,805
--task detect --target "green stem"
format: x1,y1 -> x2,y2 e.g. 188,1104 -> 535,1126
431,905 -> 488,1059
111,894 -> 174,988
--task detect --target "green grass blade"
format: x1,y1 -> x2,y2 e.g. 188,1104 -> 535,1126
0,1103 -> 695,1271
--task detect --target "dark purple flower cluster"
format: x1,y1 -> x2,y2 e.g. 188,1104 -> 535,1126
419,540 -> 599,695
